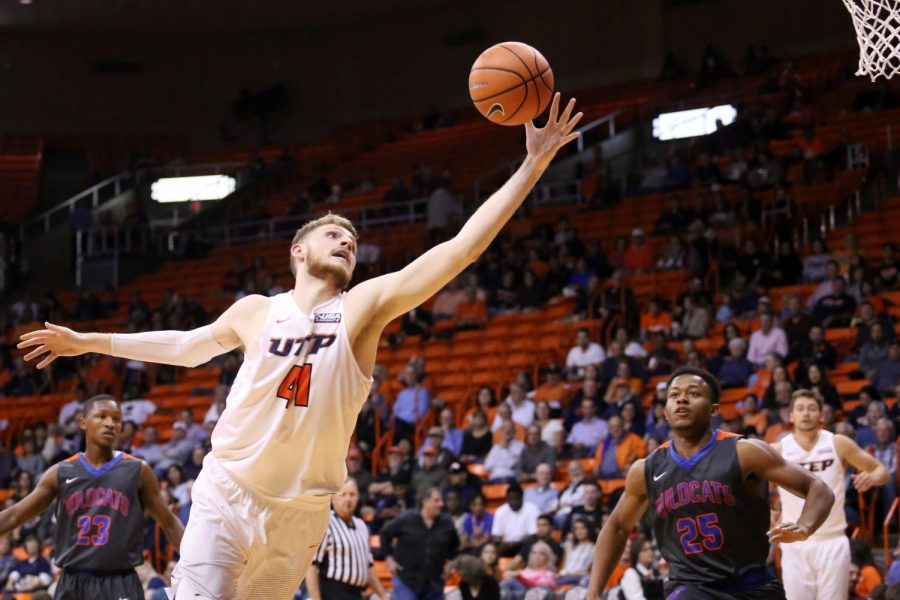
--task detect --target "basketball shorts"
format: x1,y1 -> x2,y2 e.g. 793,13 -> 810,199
169,454 -> 331,600
780,533 -> 850,600
55,569 -> 143,600
665,567 -> 785,599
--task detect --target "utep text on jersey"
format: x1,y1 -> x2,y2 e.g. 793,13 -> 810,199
55,452 -> 145,571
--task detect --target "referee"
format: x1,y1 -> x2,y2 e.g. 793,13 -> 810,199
307,477 -> 390,600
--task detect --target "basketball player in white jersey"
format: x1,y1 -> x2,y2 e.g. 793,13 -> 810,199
17,93 -> 583,600
771,389 -> 888,600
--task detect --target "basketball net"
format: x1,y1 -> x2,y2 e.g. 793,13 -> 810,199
844,0 -> 900,80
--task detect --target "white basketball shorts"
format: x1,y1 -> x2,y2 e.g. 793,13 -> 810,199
780,533 -> 850,600
169,454 -> 331,600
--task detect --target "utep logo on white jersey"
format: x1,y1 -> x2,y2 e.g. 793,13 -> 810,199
268,334 -> 336,357
314,312 -> 341,323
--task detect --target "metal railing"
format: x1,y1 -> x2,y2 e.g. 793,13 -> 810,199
23,161 -> 246,237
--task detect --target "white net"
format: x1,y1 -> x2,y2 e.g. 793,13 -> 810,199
844,0 -> 900,80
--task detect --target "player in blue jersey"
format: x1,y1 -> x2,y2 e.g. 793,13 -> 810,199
586,367 -> 834,599
0,395 -> 184,600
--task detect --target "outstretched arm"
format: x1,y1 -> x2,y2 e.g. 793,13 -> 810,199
0,466 -> 58,537
834,433 -> 889,492
738,438 -> 834,543
586,459 -> 648,599
354,94 -> 583,325
138,461 -> 184,552
18,294 -> 270,369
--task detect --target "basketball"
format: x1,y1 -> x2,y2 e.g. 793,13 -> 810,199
468,41 -> 554,126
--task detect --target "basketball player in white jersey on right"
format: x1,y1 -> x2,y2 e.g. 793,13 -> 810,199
17,93 -> 583,600
772,389 -> 888,600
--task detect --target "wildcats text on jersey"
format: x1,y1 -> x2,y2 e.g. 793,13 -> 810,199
63,487 -> 132,517
654,480 -> 736,520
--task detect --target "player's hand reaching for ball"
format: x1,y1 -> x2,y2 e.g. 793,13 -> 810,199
525,92 -> 583,172
767,522 -> 811,544
17,322 -> 87,368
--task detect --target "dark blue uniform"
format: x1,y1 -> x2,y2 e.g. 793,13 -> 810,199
644,431 -> 784,599
53,452 -> 145,600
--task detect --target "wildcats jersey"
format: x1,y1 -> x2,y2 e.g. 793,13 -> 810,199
779,430 -> 846,537
54,452 -> 144,571
644,431 -> 771,586
212,292 -> 372,500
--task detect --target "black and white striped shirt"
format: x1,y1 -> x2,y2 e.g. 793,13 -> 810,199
313,510 -> 373,588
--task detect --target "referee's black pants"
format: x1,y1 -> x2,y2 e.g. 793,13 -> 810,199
319,577 -> 366,599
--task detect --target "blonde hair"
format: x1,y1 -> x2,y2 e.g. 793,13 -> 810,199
290,213 -> 358,277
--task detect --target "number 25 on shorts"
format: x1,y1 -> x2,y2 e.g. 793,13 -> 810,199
277,364 -> 312,409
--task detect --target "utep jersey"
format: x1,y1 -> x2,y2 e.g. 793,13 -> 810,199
644,431 -> 770,585
212,292 -> 372,500
55,452 -> 144,571
779,430 -> 846,537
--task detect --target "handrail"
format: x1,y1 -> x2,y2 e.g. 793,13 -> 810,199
24,160 -> 246,236
883,497 -> 899,567
858,488 -> 879,546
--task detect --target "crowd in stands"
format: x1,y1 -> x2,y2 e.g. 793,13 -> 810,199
1,46 -> 900,598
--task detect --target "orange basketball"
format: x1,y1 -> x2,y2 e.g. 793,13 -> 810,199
469,41 -> 554,126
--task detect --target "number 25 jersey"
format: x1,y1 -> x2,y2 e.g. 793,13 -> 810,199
212,292 -> 373,501
644,431 -> 770,585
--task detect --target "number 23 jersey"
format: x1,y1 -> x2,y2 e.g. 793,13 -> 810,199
212,292 -> 373,500
644,431 -> 770,585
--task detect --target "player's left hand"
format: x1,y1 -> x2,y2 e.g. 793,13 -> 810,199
525,92 -> 583,172
767,522 -> 810,543
852,471 -> 875,492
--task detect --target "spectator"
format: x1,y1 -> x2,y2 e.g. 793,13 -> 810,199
678,295 -> 711,340
623,228 -> 655,274
804,364 -> 841,412
154,422 -> 194,476
566,329 -> 606,379
874,340 -> 900,397
853,301 -> 895,351
565,378 -> 603,431
435,407 -> 464,457
6,535 -> 51,593
567,400 -> 609,458
426,176 -> 462,245
781,294 -> 814,355
619,534 -> 665,600
655,196 -> 689,234
460,493 -> 494,551
499,541 -> 557,600
182,446 -> 206,482
15,438 -> 46,480
381,487 -> 460,599
491,484 -> 541,557
554,461 -> 587,528
556,517 -> 596,586
813,277 -> 857,327
803,239 -> 834,282
851,540 -> 883,599
510,514 -> 564,570
640,299 -> 673,339
602,375 -> 643,424
768,240 -> 803,286
517,427 -> 555,482
412,446 -> 449,496
456,286 -> 489,331
872,418 -> 897,515
523,464 -> 558,514
564,481 -> 606,535
716,338 -> 754,389
747,313 -> 789,367
460,409 -> 492,464
534,401 -> 564,447
740,394 -> 767,437
394,365 -> 431,440
646,398 -> 671,442
806,260 -> 842,309
861,323 -> 892,377
646,332 -> 679,376
878,243 -> 899,290
176,408 -> 206,447
133,425 -> 164,468
433,279 -> 467,321
795,325 -> 838,373
448,555 -> 500,600
532,365 -> 571,411
420,427 -> 456,469
613,327 -> 649,361
593,416 -> 646,479
484,423 -> 524,484
506,384 -> 536,428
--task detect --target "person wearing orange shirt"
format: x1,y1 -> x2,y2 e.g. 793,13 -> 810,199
455,285 -> 488,330
623,228 -> 655,274
593,415 -> 646,479
532,364 -> 571,410
640,299 -> 672,339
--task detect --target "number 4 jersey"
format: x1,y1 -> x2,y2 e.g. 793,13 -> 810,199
212,292 -> 372,501
644,430 -> 771,586
55,452 -> 145,571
